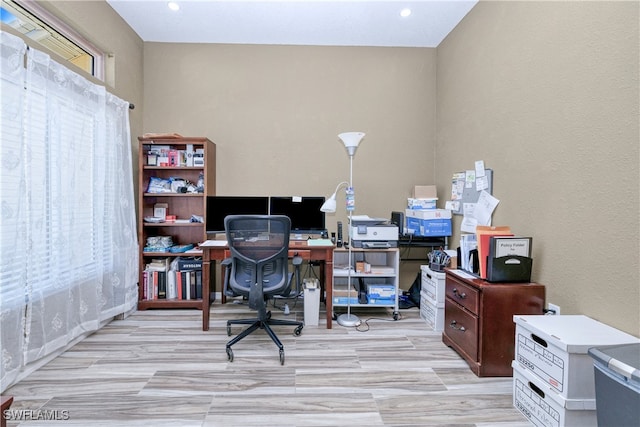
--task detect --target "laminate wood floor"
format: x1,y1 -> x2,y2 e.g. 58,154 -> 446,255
4,298 -> 530,426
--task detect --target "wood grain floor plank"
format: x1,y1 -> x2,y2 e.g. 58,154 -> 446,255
4,302 -> 528,426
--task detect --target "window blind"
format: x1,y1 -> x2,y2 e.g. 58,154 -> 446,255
0,30 -> 138,392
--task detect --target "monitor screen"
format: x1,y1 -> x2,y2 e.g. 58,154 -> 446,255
206,196 -> 269,234
269,196 -> 326,234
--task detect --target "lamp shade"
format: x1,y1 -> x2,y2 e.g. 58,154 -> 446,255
338,132 -> 365,157
320,194 -> 337,213
320,181 -> 349,213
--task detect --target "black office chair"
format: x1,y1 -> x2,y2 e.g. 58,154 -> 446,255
223,215 -> 304,365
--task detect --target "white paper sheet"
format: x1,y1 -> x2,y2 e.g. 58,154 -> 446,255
474,190 -> 499,226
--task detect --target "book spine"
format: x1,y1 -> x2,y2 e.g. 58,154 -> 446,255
177,271 -> 182,300
158,272 -> 166,299
190,271 -> 196,300
185,272 -> 191,300
196,270 -> 202,299
181,271 -> 187,300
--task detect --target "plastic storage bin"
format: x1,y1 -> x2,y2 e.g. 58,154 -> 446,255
588,343 -> 640,427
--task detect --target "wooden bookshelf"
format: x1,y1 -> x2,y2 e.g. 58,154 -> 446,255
137,136 -> 215,310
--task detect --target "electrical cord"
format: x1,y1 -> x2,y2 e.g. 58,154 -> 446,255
353,312 -> 404,332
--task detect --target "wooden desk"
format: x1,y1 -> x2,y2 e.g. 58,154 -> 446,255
200,240 -> 335,331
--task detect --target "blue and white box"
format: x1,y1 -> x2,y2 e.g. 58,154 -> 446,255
406,217 -> 452,237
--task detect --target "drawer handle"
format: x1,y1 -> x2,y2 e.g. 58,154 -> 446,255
450,320 -> 466,332
452,288 -> 467,299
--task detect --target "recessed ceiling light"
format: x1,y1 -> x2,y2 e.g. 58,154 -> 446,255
168,2 -> 180,11
400,8 -> 412,18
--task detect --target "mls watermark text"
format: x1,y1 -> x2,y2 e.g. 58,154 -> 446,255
3,409 -> 70,421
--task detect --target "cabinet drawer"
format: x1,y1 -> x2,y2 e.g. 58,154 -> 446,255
445,279 -> 479,314
445,299 -> 478,360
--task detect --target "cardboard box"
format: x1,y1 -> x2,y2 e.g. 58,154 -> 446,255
355,261 -> 370,273
512,362 -> 597,427
412,185 -> 437,199
420,291 -> 444,331
332,284 -> 358,297
366,284 -> 395,299
420,265 -> 446,304
513,314 -> 640,400
406,209 -> 452,220
406,217 -> 452,237
153,203 -> 168,219
407,198 -> 437,209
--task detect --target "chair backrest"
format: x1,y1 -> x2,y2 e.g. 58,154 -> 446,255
224,215 -> 291,303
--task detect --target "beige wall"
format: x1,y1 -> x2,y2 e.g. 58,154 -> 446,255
437,1 -> 639,335
142,43 -> 438,285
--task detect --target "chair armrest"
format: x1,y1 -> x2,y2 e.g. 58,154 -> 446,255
221,257 -> 236,297
292,255 -> 303,296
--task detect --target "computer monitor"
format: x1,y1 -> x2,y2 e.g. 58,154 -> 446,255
269,196 -> 326,235
205,196 -> 269,234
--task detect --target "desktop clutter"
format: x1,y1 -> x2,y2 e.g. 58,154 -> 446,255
458,225 -> 533,282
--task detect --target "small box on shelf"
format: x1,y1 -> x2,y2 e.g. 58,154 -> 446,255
154,203 -> 168,219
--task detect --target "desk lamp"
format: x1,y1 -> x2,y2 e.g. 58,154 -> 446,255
321,131 -> 365,327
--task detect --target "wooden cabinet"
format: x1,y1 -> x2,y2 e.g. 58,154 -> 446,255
137,136 -> 216,310
332,248 -> 400,320
442,269 -> 545,377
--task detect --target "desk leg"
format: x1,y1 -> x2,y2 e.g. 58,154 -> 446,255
324,252 -> 333,329
220,267 -> 226,305
202,260 -> 211,331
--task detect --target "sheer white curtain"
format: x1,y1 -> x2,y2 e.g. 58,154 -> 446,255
0,31 -> 138,392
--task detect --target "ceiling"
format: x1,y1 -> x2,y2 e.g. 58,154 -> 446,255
106,0 -> 478,48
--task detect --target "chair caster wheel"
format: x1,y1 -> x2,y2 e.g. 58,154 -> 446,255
279,348 -> 285,365
294,325 -> 303,336
226,347 -> 234,362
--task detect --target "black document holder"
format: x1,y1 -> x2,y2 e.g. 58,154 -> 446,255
486,255 -> 532,282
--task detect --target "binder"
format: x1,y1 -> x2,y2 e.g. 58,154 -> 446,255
486,236 -> 533,282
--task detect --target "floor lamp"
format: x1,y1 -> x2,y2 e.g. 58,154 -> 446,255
321,131 -> 365,327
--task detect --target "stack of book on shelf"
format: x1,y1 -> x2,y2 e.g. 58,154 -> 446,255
174,257 -> 203,300
142,257 -> 203,300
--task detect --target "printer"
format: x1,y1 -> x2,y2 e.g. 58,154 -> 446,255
349,215 -> 398,249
